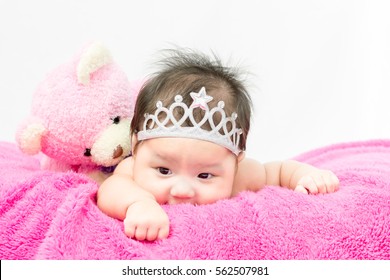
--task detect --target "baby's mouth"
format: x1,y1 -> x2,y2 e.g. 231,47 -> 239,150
168,198 -> 194,205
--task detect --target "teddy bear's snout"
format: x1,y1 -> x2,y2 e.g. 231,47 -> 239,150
91,119 -> 131,165
113,145 -> 123,159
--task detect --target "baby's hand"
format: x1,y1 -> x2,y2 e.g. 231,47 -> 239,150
294,169 -> 339,194
124,199 -> 169,241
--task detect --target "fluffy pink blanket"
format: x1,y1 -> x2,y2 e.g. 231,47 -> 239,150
0,140 -> 389,259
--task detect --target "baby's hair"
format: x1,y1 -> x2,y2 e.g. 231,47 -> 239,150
131,48 -> 252,152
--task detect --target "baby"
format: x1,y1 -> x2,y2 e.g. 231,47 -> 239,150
97,49 -> 339,241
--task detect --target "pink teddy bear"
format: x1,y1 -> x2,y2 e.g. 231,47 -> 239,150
16,42 -> 137,182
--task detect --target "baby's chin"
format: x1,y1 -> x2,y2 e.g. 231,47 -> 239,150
166,199 -> 195,205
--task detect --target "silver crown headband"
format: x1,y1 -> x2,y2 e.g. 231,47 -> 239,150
137,87 -> 242,155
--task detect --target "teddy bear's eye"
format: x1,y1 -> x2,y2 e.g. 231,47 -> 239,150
112,116 -> 120,124
84,148 -> 92,157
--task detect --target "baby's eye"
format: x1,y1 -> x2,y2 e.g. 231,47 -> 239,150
157,167 -> 172,175
198,173 -> 213,179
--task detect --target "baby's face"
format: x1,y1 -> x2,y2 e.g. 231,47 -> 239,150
132,137 -> 237,205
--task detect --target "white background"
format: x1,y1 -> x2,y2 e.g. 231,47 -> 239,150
1,0 -> 390,162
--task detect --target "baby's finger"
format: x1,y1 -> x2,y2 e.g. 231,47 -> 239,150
297,176 -> 318,194
294,185 -> 308,194
157,225 -> 170,240
145,227 -> 159,241
312,175 -> 327,194
332,173 -> 340,191
134,226 -> 147,241
322,172 -> 336,193
124,220 -> 136,238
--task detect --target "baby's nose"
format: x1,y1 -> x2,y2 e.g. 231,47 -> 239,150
170,180 -> 195,199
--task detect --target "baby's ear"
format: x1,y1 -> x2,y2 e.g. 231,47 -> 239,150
237,151 -> 245,163
15,118 -> 47,155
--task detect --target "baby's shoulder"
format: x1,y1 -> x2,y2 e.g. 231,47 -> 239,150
113,156 -> 134,176
232,158 -> 266,195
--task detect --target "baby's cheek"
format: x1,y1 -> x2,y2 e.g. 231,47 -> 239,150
201,187 -> 232,204
153,193 -> 169,204
141,181 -> 170,204
219,180 -> 235,198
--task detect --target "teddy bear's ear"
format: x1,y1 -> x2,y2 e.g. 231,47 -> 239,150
77,42 -> 113,85
15,118 -> 47,155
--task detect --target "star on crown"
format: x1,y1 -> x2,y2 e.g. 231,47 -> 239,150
190,87 -> 213,110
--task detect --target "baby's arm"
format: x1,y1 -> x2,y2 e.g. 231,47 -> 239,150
232,158 -> 339,195
97,157 -> 169,241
